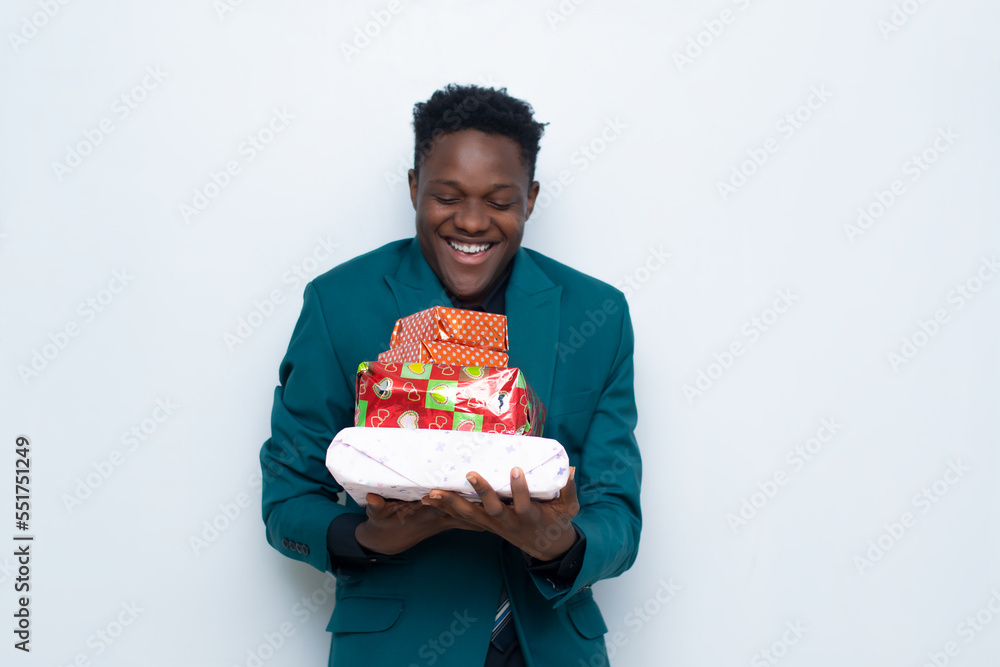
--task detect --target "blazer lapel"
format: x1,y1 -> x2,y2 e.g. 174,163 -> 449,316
384,241 -> 562,411
505,249 -> 561,413
383,239 -> 452,321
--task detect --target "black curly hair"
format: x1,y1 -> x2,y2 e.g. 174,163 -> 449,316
412,84 -> 547,183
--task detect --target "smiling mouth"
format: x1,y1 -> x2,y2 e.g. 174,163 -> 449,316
446,238 -> 496,255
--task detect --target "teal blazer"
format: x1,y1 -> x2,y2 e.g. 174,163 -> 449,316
260,239 -> 641,667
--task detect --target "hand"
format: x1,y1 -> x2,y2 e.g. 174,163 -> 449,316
421,467 -> 580,561
355,493 -> 484,556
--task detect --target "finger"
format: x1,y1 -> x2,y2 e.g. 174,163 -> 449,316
367,494 -> 406,522
419,497 -> 449,516
420,489 -> 454,514
561,467 -> 580,515
365,493 -> 387,517
510,466 -> 533,515
425,489 -> 482,523
466,472 -> 506,519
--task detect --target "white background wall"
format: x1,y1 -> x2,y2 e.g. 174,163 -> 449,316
2,1 -> 998,665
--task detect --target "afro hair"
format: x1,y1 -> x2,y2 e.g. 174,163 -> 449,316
412,84 -> 547,182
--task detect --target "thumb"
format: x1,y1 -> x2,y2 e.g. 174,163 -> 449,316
366,493 -> 388,517
562,467 -> 579,511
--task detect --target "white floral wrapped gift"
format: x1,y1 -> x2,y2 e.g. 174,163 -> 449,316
325,427 -> 570,508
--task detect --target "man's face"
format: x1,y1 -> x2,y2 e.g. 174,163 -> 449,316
409,129 -> 539,306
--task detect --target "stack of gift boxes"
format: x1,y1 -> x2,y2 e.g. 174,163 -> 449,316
326,306 -> 566,506
354,306 -> 546,435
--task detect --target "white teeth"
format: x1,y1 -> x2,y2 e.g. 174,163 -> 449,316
448,240 -> 492,254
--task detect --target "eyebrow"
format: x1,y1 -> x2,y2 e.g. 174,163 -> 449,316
429,179 -> 514,192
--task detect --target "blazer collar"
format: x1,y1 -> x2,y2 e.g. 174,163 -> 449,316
384,239 -> 562,411
505,247 -> 562,412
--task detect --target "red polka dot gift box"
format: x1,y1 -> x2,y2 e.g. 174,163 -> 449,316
377,340 -> 509,367
388,306 -> 508,353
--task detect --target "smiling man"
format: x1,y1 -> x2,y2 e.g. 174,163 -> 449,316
411,125 -> 536,308
260,84 -> 642,667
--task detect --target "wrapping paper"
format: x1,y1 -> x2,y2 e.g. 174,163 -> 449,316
378,340 -> 509,367
326,427 -> 570,506
355,361 -> 545,435
390,306 -> 508,352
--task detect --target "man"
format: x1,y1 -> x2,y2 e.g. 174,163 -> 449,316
260,84 -> 641,667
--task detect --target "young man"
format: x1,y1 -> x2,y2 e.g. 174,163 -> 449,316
260,84 -> 641,667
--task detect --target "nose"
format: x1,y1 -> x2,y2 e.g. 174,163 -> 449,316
452,199 -> 491,235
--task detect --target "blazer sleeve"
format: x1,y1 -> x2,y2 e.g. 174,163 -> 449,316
259,282 -> 364,574
529,297 -> 642,605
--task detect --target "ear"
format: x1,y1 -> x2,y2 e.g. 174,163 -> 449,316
408,169 -> 419,210
524,180 -> 541,220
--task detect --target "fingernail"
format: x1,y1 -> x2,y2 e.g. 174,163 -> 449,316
430,491 -> 442,499
513,468 -> 521,479
466,474 -> 476,484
